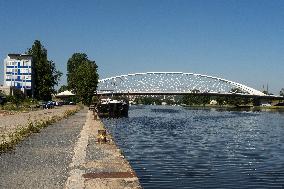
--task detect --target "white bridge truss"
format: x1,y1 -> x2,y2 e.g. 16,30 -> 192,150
97,72 -> 265,96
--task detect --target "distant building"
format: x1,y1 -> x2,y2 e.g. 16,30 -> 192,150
3,54 -> 33,96
210,100 -> 218,105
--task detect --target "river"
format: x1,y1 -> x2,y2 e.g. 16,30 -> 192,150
102,105 -> 284,188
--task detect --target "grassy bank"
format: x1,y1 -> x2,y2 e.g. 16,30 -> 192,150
0,107 -> 80,153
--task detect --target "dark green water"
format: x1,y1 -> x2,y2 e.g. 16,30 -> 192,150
102,106 -> 284,189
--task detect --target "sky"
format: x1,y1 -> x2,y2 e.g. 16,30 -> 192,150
0,0 -> 283,94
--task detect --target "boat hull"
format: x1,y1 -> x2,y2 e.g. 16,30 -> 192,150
97,102 -> 129,118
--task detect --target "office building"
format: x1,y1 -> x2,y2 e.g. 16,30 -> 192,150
3,54 -> 33,96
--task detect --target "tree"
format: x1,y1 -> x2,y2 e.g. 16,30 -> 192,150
280,88 -> 284,96
67,53 -> 99,105
262,90 -> 268,95
182,94 -> 203,105
6,90 -> 25,107
200,96 -> 211,106
215,96 -> 226,106
0,90 -> 5,97
191,89 -> 200,93
67,53 -> 89,94
230,88 -> 244,94
58,85 -> 68,93
27,40 -> 62,101
0,91 -> 6,105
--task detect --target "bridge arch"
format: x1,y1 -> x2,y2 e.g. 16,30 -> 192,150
97,72 -> 265,96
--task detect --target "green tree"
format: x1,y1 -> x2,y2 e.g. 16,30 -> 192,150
230,87 -> 244,94
67,53 -> 90,94
280,88 -> 284,96
182,94 -> 203,105
58,85 -> 68,93
200,96 -> 210,106
215,96 -> 226,106
67,53 -> 99,105
7,90 -> 25,107
191,89 -> 200,93
27,40 -> 62,101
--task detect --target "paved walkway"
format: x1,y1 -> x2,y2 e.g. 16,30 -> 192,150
0,108 -> 87,189
0,108 -> 141,189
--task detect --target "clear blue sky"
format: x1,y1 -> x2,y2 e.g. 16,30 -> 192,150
0,0 -> 283,94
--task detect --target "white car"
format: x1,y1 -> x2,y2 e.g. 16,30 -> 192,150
261,103 -> 271,107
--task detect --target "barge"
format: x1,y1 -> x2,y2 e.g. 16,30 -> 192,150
96,98 -> 129,118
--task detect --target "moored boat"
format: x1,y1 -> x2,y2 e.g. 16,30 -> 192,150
97,98 -> 129,118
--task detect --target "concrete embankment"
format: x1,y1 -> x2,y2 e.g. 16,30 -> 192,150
65,110 -> 141,189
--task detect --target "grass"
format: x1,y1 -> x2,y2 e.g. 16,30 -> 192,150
0,107 -> 79,153
0,102 -> 39,112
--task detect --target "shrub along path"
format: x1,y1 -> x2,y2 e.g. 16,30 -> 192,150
0,106 -> 78,136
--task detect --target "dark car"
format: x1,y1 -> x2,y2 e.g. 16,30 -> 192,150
39,101 -> 53,109
47,101 -> 54,109
54,101 -> 64,106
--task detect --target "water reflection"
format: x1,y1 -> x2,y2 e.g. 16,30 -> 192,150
102,106 -> 284,189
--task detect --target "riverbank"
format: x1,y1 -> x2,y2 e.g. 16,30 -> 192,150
65,110 -> 141,189
181,104 -> 284,111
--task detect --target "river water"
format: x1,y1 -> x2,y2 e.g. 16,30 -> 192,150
102,106 -> 284,188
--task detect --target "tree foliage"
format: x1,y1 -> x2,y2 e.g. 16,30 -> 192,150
182,94 -> 210,106
58,85 -> 68,93
215,96 -> 226,106
67,53 -> 99,105
262,90 -> 268,95
280,88 -> 284,96
27,40 -> 62,101
230,87 -> 244,94
134,96 -> 162,105
6,90 -> 25,107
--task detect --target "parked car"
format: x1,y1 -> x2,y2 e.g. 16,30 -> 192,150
54,101 -> 64,106
261,103 -> 271,107
39,101 -> 54,109
47,101 -> 54,109
69,101 -> 76,105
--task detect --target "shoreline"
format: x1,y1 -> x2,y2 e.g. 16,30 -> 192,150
181,104 -> 284,111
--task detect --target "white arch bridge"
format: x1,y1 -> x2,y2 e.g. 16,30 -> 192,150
97,72 -> 282,99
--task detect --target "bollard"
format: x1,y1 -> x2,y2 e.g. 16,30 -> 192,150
93,111 -> 98,120
98,129 -> 107,143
